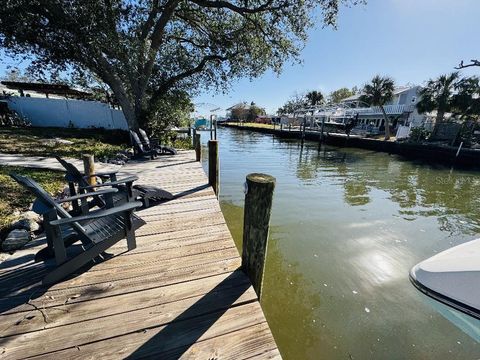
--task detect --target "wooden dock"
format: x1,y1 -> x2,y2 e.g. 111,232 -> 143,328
0,151 -> 280,359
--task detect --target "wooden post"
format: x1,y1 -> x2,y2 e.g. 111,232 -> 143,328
83,154 -> 95,186
301,119 -> 306,144
214,119 -> 217,140
195,133 -> 201,162
192,128 -> 197,147
320,117 -> 325,141
242,173 -> 276,299
210,115 -> 213,140
208,140 -> 219,196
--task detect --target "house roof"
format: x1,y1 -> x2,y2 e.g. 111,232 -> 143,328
1,81 -> 92,98
226,102 -> 251,111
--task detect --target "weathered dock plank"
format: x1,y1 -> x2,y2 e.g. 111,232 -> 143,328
0,150 -> 280,359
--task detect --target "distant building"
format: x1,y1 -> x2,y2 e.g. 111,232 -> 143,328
294,86 -> 431,137
226,101 -> 266,121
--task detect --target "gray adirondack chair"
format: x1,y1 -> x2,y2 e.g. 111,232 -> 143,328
130,130 -> 158,159
56,156 -> 173,209
138,128 -> 178,155
11,173 -> 144,285
55,156 -> 138,213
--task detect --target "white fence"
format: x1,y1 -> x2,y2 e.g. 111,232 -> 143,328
6,97 -> 128,130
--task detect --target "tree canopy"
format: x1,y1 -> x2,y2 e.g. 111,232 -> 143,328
0,0 -> 362,129
329,87 -> 355,103
360,75 -> 395,140
417,72 -> 480,122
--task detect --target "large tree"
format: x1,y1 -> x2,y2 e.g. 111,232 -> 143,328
0,0 -> 360,129
305,90 -> 324,106
416,72 -> 460,124
360,75 -> 395,140
277,92 -> 308,114
329,87 -> 354,103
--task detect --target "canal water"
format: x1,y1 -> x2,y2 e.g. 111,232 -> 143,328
201,127 -> 480,359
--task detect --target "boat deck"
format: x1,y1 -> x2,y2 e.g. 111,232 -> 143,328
0,150 -> 280,359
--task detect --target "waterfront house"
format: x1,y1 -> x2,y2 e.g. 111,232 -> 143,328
293,86 -> 431,137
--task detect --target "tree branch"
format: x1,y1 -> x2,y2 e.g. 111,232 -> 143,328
188,0 -> 285,14
455,59 -> 480,69
150,53 -> 234,105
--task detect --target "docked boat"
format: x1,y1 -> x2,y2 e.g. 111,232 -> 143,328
410,238 -> 480,320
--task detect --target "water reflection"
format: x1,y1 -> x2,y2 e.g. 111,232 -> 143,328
205,128 -> 480,359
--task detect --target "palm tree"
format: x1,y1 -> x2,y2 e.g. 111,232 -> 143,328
360,75 -> 395,140
416,72 -> 460,123
305,91 -> 324,106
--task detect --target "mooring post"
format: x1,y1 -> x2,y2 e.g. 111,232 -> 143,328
214,119 -> 217,140
208,140 -> 219,196
242,173 -> 276,299
301,119 -> 306,144
82,154 -> 95,186
195,133 -> 201,162
210,115 -> 214,140
192,128 -> 197,147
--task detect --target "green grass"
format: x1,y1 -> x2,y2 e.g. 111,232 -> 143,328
0,165 -> 65,236
0,127 -> 128,160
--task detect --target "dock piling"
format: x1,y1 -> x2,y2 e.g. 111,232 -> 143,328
83,154 -> 95,186
208,140 -> 219,196
242,173 -> 276,299
195,133 -> 201,161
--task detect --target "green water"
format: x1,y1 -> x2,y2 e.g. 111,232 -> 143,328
201,128 -> 480,359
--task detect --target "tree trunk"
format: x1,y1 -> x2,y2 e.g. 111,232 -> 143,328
436,110 -> 445,124
380,105 -> 390,140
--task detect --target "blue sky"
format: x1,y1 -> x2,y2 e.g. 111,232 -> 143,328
1,0 -> 479,116
194,0 -> 480,115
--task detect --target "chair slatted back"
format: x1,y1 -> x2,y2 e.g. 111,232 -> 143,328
130,130 -> 145,153
138,128 -> 151,148
10,173 -> 92,244
55,156 -> 90,187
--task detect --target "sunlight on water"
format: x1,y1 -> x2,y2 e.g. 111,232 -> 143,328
200,128 -> 480,359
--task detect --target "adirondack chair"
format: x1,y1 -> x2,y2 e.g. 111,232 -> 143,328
10,173 -> 144,285
130,130 -> 158,159
56,156 -> 173,209
55,156 -> 138,213
138,128 -> 178,155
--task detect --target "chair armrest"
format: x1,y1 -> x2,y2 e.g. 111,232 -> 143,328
56,188 -> 118,203
81,175 -> 139,190
50,201 -> 142,226
90,170 -> 119,177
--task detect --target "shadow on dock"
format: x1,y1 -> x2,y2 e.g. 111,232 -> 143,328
126,269 -> 252,359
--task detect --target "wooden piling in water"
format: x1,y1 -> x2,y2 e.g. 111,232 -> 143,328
195,133 -> 201,162
83,154 -> 95,186
208,140 -> 219,196
242,173 -> 276,299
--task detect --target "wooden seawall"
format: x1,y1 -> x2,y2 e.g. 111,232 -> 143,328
220,123 -> 480,168
0,151 -> 280,359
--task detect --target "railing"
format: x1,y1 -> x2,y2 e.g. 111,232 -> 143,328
345,104 -> 414,116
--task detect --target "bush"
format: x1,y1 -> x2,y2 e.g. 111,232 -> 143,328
409,127 -> 431,142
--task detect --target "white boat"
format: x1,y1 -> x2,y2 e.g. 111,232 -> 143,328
410,238 -> 480,320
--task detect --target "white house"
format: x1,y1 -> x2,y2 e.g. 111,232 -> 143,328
294,86 -> 431,137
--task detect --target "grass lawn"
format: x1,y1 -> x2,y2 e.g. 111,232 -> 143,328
225,122 -> 275,129
0,165 -> 65,236
0,127 -> 128,160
